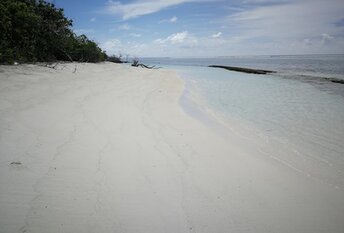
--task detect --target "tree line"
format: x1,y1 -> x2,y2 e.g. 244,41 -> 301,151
0,0 -> 110,64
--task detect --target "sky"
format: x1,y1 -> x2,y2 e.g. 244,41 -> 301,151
51,0 -> 344,57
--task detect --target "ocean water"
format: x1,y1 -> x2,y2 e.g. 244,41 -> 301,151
142,54 -> 344,80
142,55 -> 344,189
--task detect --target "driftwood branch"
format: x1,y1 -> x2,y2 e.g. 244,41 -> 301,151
57,48 -> 73,63
36,62 -> 60,70
137,64 -> 160,69
57,48 -> 78,73
131,59 -> 160,69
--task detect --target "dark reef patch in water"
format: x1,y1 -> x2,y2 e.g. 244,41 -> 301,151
209,65 -> 276,75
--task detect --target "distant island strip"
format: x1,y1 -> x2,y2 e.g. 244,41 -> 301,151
209,65 -> 276,74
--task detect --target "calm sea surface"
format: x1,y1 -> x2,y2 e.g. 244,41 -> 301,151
142,54 -> 344,80
142,55 -> 344,188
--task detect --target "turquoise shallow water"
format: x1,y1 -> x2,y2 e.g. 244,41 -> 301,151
151,61 -> 344,189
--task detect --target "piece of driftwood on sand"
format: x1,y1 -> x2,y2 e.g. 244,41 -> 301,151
131,59 -> 160,69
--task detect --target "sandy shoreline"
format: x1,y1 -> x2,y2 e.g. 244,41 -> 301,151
0,62 -> 343,233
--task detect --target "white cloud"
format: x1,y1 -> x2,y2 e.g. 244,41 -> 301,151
321,33 -> 334,44
101,39 -> 148,56
101,0 -> 344,57
224,0 -> 344,54
303,38 -> 312,46
105,0 -> 210,20
101,33 -> 264,57
130,33 -> 142,38
169,16 -> 178,23
154,31 -> 197,45
102,39 -> 122,53
241,0 -> 292,3
211,32 -> 222,38
168,31 -> 188,44
230,0 -> 344,39
147,33 -> 231,57
119,23 -> 130,30
90,17 -> 96,22
159,16 -> 178,23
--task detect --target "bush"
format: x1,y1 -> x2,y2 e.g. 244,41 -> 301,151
0,0 -> 107,64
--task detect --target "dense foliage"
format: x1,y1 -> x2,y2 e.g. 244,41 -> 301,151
0,0 -> 107,64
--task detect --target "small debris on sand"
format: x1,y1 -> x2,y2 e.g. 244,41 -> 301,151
10,161 -> 22,165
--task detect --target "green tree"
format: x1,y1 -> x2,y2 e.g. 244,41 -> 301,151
0,0 -> 107,64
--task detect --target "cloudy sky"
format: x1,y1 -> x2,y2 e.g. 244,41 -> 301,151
53,0 -> 344,57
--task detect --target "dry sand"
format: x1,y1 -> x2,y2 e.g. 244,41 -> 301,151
0,62 -> 343,233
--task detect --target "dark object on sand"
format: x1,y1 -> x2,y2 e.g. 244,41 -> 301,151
107,55 -> 124,64
10,161 -> 22,165
131,59 -> 160,69
209,65 -> 276,74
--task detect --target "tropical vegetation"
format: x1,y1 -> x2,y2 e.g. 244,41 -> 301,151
0,0 -> 108,64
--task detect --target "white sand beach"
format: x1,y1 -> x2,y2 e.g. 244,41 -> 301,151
0,62 -> 343,233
